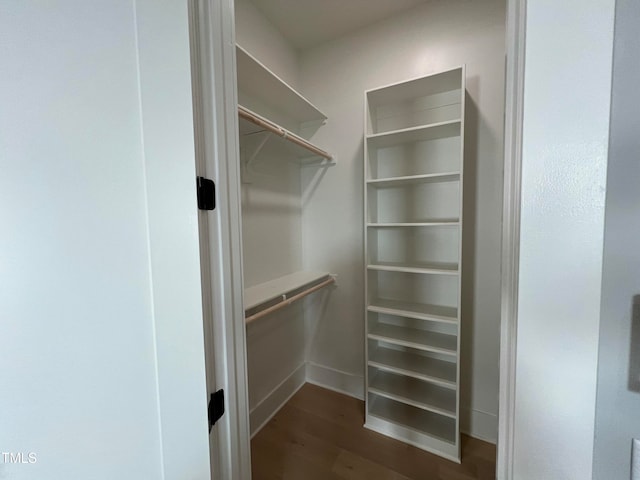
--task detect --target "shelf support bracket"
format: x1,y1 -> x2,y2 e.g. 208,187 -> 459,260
241,131 -> 271,183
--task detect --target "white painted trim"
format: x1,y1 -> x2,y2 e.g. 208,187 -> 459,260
461,408 -> 498,445
498,0 -> 526,479
190,0 -> 252,479
249,362 -> 364,439
305,362 -> 365,400
365,415 -> 460,464
210,1 -> 253,477
189,3 -> 221,477
250,363 -> 307,437
191,1 -> 529,476
136,1 -> 212,477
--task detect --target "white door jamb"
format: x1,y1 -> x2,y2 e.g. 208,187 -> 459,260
190,0 -> 252,478
498,0 -> 527,479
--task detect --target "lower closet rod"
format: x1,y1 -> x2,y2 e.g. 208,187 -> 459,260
245,277 -> 335,325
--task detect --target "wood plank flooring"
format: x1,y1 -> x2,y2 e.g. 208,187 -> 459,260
251,383 -> 496,479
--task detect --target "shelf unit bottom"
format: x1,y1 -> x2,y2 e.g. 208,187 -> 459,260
366,394 -> 459,463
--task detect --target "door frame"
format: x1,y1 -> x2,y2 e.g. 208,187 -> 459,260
498,0 -> 526,478
190,0 -> 252,478
191,0 -> 529,477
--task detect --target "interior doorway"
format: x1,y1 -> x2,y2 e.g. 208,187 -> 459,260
191,0 -> 517,478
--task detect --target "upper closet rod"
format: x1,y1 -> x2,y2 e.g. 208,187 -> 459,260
238,105 -> 332,160
245,276 -> 335,324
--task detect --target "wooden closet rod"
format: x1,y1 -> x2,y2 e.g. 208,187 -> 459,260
238,105 -> 332,160
245,276 -> 335,324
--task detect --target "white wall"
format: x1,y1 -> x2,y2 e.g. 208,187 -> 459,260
240,133 -> 308,436
299,0 -> 506,442
593,0 -> 640,478
242,160 -> 307,434
512,0 -> 615,478
241,162 -> 303,287
234,0 -> 299,88
0,2 -> 210,479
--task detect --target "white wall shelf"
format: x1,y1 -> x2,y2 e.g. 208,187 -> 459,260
369,370 -> 457,417
236,45 -> 326,124
368,395 -> 456,445
367,221 -> 459,228
368,323 -> 457,356
238,106 -> 332,164
367,227 -> 460,272
367,180 -> 459,224
368,298 -> 458,324
236,44 -> 332,175
366,121 -> 460,149
367,172 -> 460,188
244,271 -> 332,312
364,67 -> 465,461
367,261 -> 458,275
368,346 -> 457,389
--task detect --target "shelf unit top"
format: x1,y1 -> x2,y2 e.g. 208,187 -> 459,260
236,45 -> 326,124
238,107 -> 332,162
244,271 -> 331,311
366,120 -> 460,149
366,66 -> 464,108
367,172 -> 460,188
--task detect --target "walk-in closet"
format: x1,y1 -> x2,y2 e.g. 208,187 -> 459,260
233,0 -> 506,477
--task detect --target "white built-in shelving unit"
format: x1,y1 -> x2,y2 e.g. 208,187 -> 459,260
235,45 -> 335,320
363,66 -> 466,462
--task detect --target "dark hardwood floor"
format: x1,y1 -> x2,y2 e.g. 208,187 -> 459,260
251,383 -> 496,479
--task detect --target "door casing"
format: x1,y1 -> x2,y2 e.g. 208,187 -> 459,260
189,0 -> 529,478
189,0 -> 252,479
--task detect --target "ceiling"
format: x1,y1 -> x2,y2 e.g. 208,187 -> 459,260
248,0 -> 431,51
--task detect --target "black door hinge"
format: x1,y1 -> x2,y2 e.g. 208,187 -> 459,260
208,389 -> 225,432
197,176 -> 216,210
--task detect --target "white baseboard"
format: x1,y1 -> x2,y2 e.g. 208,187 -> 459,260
461,407 -> 498,444
247,361 -> 496,447
249,362 -> 306,438
305,362 -> 365,400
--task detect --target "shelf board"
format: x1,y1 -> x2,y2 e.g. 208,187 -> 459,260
367,261 -> 458,275
368,346 -> 457,389
368,322 -> 457,356
244,271 -> 331,312
369,370 -> 456,418
368,394 -> 456,445
238,107 -> 332,163
367,172 -> 460,188
367,221 -> 459,228
368,298 -> 458,324
366,67 -> 464,108
367,120 -> 460,149
236,45 -> 326,124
